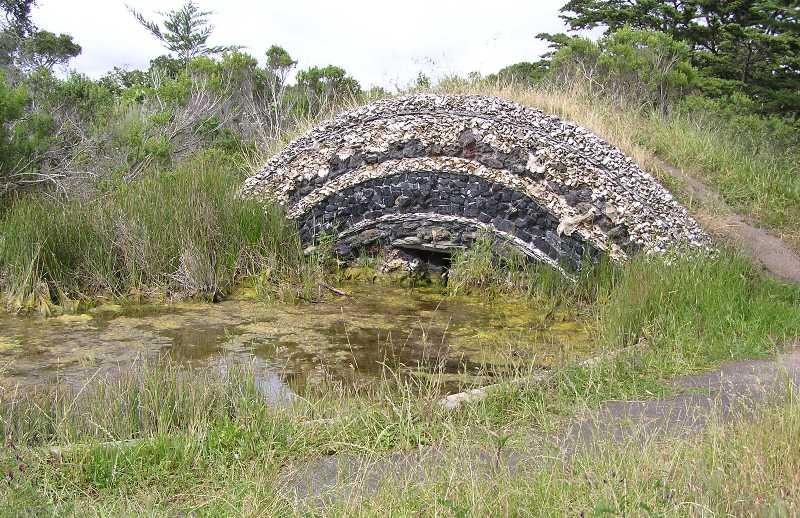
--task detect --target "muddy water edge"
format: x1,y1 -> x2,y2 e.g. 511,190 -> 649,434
0,280 -> 594,398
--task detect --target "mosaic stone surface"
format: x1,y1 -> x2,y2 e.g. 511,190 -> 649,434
243,94 -> 710,272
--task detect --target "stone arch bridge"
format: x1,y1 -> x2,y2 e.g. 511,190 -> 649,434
243,94 -> 709,275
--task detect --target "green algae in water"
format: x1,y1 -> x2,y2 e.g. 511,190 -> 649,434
0,282 -> 596,392
0,337 -> 22,352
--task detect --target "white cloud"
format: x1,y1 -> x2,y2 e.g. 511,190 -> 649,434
32,0 -> 570,89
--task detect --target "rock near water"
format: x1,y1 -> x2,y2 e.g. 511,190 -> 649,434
243,94 -> 710,274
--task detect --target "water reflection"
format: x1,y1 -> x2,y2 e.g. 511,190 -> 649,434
0,284 -> 593,393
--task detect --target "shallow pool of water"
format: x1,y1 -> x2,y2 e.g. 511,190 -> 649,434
0,283 -> 593,394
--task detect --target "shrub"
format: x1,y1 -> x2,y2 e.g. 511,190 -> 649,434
548,27 -> 697,112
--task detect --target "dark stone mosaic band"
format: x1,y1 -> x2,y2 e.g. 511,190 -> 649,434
298,171 -> 603,270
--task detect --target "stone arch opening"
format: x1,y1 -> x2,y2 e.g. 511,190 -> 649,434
243,94 -> 710,275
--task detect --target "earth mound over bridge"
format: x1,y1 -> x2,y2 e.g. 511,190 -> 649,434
243,94 -> 710,274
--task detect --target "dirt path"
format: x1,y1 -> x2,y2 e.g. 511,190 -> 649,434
655,158 -> 800,284
560,347 -> 800,450
281,347 -> 800,505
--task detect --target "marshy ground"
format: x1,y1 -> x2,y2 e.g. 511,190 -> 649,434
0,281 -> 591,392
1,249 -> 800,515
1,82 -> 800,515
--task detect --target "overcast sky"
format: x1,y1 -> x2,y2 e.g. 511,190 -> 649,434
31,0 -> 572,90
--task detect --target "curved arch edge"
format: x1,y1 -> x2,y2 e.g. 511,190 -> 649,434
289,156 -> 625,260
334,212 -> 577,280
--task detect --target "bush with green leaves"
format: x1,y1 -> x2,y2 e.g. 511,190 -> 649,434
294,65 -> 361,115
0,70 -> 55,188
546,27 -> 697,112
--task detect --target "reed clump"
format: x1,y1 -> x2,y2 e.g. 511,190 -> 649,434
0,151 -> 319,312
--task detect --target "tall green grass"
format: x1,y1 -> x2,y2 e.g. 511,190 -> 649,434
446,234 -> 617,306
1,247 -> 798,512
641,109 -> 800,235
449,237 -> 800,383
0,361 -> 291,446
598,252 -> 800,365
0,151 -> 317,311
333,393 -> 800,516
1,280 -> 798,514
6,382 -> 800,514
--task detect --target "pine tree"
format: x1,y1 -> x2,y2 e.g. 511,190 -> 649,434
128,1 -> 239,63
558,0 -> 800,114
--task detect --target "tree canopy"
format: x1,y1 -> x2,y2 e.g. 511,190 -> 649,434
17,30 -> 81,71
558,0 -> 800,114
1,0 -> 81,72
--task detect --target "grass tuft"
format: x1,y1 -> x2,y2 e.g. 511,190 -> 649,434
0,151 -> 316,311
